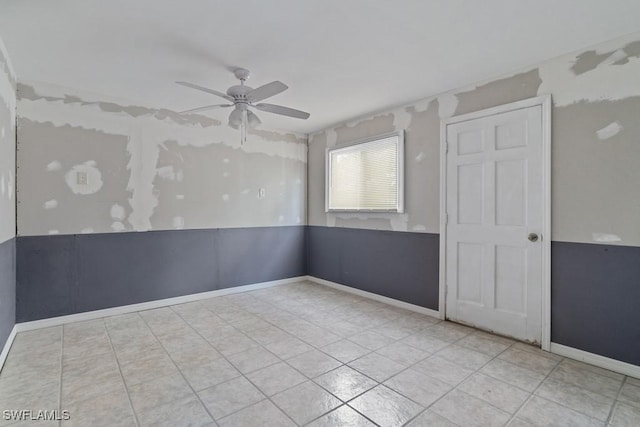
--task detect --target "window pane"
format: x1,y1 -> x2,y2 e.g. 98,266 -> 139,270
328,134 -> 402,211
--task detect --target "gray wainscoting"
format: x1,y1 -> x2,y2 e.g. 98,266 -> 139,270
307,226 -> 440,310
0,238 -> 16,352
551,241 -> 640,366
16,226 -> 306,322
13,226 -> 640,369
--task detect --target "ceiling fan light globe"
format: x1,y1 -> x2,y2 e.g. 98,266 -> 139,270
247,111 -> 262,128
228,108 -> 243,129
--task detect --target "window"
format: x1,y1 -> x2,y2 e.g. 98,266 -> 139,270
326,131 -> 404,212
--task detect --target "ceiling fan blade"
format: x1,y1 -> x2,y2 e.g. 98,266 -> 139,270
179,104 -> 233,114
246,81 -> 288,102
254,103 -> 310,119
175,81 -> 234,101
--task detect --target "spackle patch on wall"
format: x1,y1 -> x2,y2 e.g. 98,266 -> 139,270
17,119 -> 133,236
157,166 -> 177,181
110,204 -> 126,220
571,40 -> 640,75
335,113 -> 395,147
454,69 -> 543,116
596,121 -> 623,140
46,161 -> 62,172
64,163 -> 103,195
18,83 -> 222,129
538,35 -> 640,106
592,233 -> 622,243
0,171 -> 13,201
43,199 -> 58,209
111,222 -> 125,232
172,216 -> 185,229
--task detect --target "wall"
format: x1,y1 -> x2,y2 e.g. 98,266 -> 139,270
308,32 -> 640,365
16,81 -> 307,320
17,81 -> 306,235
0,37 -> 16,355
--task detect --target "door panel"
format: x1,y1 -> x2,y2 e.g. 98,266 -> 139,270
495,159 -> 525,226
457,129 -> 485,155
495,245 -> 525,314
457,163 -> 484,225
446,105 -> 543,343
457,242 -> 484,304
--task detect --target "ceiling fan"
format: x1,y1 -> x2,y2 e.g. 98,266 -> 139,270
176,68 -> 310,142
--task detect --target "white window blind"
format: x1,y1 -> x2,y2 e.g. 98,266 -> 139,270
326,132 -> 404,212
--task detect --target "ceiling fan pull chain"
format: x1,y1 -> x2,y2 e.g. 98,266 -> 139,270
241,110 -> 248,144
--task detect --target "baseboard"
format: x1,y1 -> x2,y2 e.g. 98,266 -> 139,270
306,275 -> 440,319
550,342 -> 640,379
15,276 -> 306,333
0,326 -> 17,373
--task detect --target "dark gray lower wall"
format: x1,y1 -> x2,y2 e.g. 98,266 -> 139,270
308,228 -> 640,367
307,226 -> 440,310
13,225 -> 640,368
0,238 -> 16,352
16,226 -> 305,322
551,241 -> 640,366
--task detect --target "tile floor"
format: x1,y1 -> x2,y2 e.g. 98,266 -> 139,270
0,281 -> 638,426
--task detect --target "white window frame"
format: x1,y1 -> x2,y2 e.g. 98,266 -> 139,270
325,130 -> 405,213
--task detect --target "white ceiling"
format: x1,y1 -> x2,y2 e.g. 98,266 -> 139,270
1,0 -> 640,134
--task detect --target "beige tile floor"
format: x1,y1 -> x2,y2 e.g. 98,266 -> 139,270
0,281 -> 639,426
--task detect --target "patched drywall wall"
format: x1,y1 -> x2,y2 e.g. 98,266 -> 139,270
17,82 -> 307,236
308,98 -> 443,233
0,35 -> 16,361
309,31 -> 640,247
0,38 -> 16,244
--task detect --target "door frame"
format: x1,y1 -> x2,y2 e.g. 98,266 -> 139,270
438,95 -> 552,350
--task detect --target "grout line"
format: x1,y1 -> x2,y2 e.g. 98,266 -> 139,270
507,356 -> 565,424
166,305 -> 300,426
8,282 -> 627,427
606,376 -> 627,425
251,288 -> 469,425
303,320 -> 446,424
398,331 -> 517,426
178,287 -> 399,425
103,318 -> 141,427
137,311 -> 222,424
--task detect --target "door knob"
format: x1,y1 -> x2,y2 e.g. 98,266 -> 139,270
528,233 -> 539,242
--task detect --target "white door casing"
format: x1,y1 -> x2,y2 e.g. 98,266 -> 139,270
439,96 -> 551,347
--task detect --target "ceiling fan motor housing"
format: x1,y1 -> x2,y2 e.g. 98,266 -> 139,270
227,85 -> 253,101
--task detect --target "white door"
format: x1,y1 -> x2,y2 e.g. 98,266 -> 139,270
445,103 -> 544,343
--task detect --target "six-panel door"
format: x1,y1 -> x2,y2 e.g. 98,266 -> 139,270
445,105 -> 543,343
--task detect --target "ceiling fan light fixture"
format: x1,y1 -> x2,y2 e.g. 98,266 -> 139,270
228,108 -> 243,129
247,110 -> 262,128
177,69 -> 309,143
